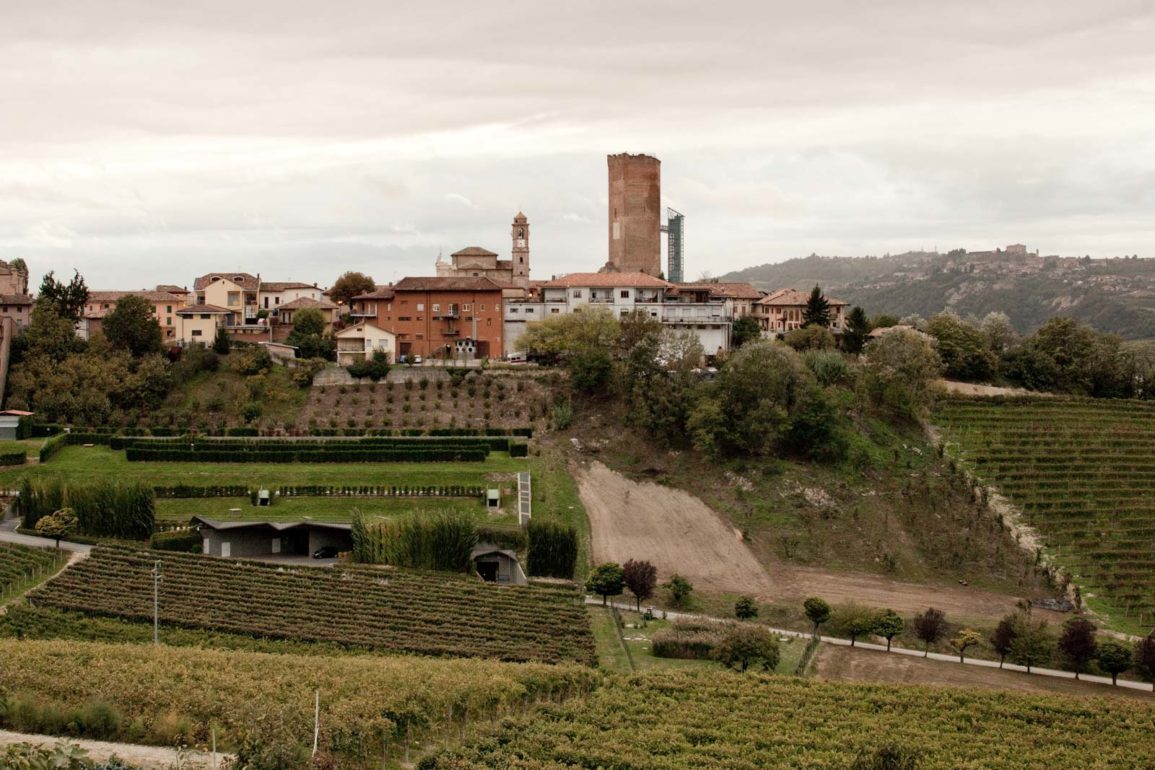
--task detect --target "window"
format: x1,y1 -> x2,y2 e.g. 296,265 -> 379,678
432,304 -> 440,312
398,316 -> 411,321
486,318 -> 492,326
509,307 -> 518,313
103,303 -> 110,310
620,290 -> 630,298
572,290 -> 582,299
275,297 -> 280,305
400,300 -> 408,306
191,329 -> 202,337
166,317 -> 172,325
525,307 -> 534,313
416,303 -> 424,311
551,308 -> 560,314
166,305 -> 172,313
479,304 -> 485,311
200,314 -> 211,320
263,298 -> 269,309
227,291 -> 240,306
463,304 -> 471,312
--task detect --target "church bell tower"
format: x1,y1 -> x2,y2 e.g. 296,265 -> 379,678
511,212 -> 530,288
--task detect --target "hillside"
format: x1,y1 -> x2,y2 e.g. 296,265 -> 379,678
934,396 -> 1155,634
722,251 -> 1155,339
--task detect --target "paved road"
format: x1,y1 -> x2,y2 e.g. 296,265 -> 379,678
588,597 -> 1154,694
0,513 -> 92,553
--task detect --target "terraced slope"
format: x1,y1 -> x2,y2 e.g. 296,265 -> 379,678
32,546 -> 595,664
934,397 -> 1155,629
0,543 -> 67,599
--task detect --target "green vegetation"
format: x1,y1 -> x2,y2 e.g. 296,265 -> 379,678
17,479 -> 154,540
32,546 -> 595,664
0,638 -> 598,767
352,511 -> 477,571
935,396 -> 1155,629
0,544 -> 68,602
525,518 -> 579,579
423,669 -> 1155,769
156,495 -> 488,524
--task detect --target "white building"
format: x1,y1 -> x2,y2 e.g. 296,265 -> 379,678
335,321 -> 397,366
504,272 -> 734,358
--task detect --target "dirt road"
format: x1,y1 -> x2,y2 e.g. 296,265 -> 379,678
0,729 -> 228,769
812,644 -> 1151,701
577,460 -> 775,594
577,461 -> 1053,623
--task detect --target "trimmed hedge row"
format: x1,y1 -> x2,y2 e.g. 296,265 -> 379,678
32,424 -> 533,438
149,529 -> 203,553
151,484 -> 487,498
0,449 -> 26,466
111,436 -> 516,453
125,447 -> 489,463
38,433 -> 115,463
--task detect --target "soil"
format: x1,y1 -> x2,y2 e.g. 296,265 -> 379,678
935,379 -> 1049,397
811,644 -> 1151,701
0,729 -> 228,769
576,460 -> 1061,623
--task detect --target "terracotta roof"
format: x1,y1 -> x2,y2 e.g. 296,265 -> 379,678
756,288 -> 848,307
540,272 -> 672,289
261,281 -> 317,292
0,294 -> 33,305
193,273 -> 260,291
88,290 -> 184,303
672,282 -> 763,300
392,276 -> 505,292
176,303 -> 232,315
279,296 -> 338,311
451,247 -> 499,258
513,211 -> 527,223
155,284 -> 189,294
352,286 -> 396,301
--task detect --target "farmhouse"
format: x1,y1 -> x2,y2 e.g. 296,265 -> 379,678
192,516 -> 352,559
752,288 -> 848,336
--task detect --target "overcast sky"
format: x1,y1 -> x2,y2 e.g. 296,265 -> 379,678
2,0 -> 1154,290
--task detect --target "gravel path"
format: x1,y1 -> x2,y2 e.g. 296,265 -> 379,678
0,730 -> 230,769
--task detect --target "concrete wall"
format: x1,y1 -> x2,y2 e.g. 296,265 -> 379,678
201,527 -> 278,558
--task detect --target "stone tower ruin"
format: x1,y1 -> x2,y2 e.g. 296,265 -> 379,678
606,153 -> 661,276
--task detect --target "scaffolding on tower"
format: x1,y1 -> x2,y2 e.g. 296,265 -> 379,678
662,208 -> 685,283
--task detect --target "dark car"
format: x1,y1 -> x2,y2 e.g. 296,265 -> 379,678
312,546 -> 339,559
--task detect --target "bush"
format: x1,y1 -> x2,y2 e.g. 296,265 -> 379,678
651,620 -> 727,659
475,525 -> 528,551
714,624 -> 780,671
526,519 -> 578,579
149,529 -> 203,553
0,449 -> 26,466
509,442 -> 529,458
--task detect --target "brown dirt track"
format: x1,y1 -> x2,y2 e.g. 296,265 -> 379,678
576,460 -> 1056,623
811,645 -> 1150,701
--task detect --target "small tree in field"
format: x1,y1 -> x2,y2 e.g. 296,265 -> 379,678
734,596 -> 759,620
585,562 -> 624,606
34,507 -> 78,549
804,597 -> 831,639
1057,617 -> 1098,680
1096,640 -> 1133,685
913,608 -> 946,657
713,624 -> 780,672
873,609 -> 904,652
991,615 -> 1018,668
838,604 -> 878,648
213,326 -> 231,355
622,559 -> 657,611
952,629 -> 983,663
665,574 -> 694,609
1133,635 -> 1155,691
1009,618 -> 1052,673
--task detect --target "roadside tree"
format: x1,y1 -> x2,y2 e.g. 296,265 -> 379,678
1009,618 -> 1052,673
1133,635 -> 1155,691
803,597 -> 831,639
1096,640 -> 1132,685
873,609 -> 904,652
665,574 -> 694,609
951,629 -> 983,663
838,604 -> 878,648
913,607 -> 946,657
734,596 -> 759,621
1057,617 -> 1098,680
35,508 -> 78,549
713,624 -> 780,672
585,563 -> 624,606
622,559 -> 657,611
991,615 -> 1018,668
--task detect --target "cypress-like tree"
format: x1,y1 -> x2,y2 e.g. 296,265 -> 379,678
802,285 -> 831,328
842,306 -> 872,354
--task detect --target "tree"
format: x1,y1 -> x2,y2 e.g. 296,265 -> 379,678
665,574 -> 694,609
913,608 -> 946,657
618,309 -> 663,354
584,562 -> 624,606
213,326 -> 231,355
863,329 -> 942,419
838,604 -> 878,648
980,311 -> 1018,355
1096,639 -> 1133,685
804,597 -> 831,639
952,629 -> 983,663
730,315 -> 762,349
713,624 -> 780,672
287,308 -> 334,361
1057,617 -> 1098,680
328,271 -> 376,307
622,559 -> 657,611
34,507 -> 78,548
1009,618 -> 1052,673
873,609 -> 904,652
784,325 -> 835,351
38,270 -> 89,321
842,306 -> 872,355
802,285 -> 831,328
991,615 -> 1018,669
519,307 -> 620,363
103,295 -> 162,357
926,313 -> 997,382
734,596 -> 759,620
1133,635 -> 1155,691
290,307 -> 326,338
21,302 -> 84,362
568,348 -> 614,395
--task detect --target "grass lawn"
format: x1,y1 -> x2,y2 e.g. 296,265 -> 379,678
0,445 -> 530,487
588,607 -> 633,673
0,439 -> 46,459
156,495 -> 500,524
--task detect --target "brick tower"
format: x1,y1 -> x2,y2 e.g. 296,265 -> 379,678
511,211 -> 530,288
607,153 -> 661,276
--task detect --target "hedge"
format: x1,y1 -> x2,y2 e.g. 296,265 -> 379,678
526,519 -> 578,579
125,448 -> 488,463
149,529 -> 204,553
476,524 -> 528,551
113,436 -> 513,453
0,449 -> 26,466
150,484 -> 486,498
509,443 -> 529,458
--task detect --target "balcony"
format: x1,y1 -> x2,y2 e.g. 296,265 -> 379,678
433,310 -> 459,319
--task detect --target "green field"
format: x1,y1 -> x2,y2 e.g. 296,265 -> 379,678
934,396 -> 1155,632
156,495 -> 495,524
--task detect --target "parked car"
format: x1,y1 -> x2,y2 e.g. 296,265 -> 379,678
312,546 -> 339,559
412,355 -> 423,364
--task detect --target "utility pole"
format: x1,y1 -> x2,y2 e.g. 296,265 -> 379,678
151,560 -> 162,644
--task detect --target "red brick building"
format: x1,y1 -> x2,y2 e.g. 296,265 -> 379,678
351,277 -> 504,360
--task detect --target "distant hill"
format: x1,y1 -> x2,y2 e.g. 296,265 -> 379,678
721,250 -> 1155,339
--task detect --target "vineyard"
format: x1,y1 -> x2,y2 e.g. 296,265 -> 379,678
424,669 -> 1155,769
30,546 -> 595,664
0,638 -> 598,766
933,397 -> 1155,628
0,544 -> 67,601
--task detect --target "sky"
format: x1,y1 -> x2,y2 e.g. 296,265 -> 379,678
2,0 -> 1154,290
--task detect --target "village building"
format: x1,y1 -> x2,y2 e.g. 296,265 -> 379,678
335,321 -> 397,366
504,272 -> 733,358
434,212 -> 531,290
193,516 -> 352,559
351,277 -> 505,361
752,288 -> 849,336
79,288 -> 189,341
193,273 -> 261,326
259,281 -> 325,312
0,259 -> 33,330
275,296 -> 340,329
174,304 -> 231,345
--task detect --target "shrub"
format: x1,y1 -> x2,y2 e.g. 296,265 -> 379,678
527,520 -> 578,579
651,620 -> 727,660
0,448 -> 26,466
714,624 -> 780,671
149,529 -> 203,553
665,574 -> 694,609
